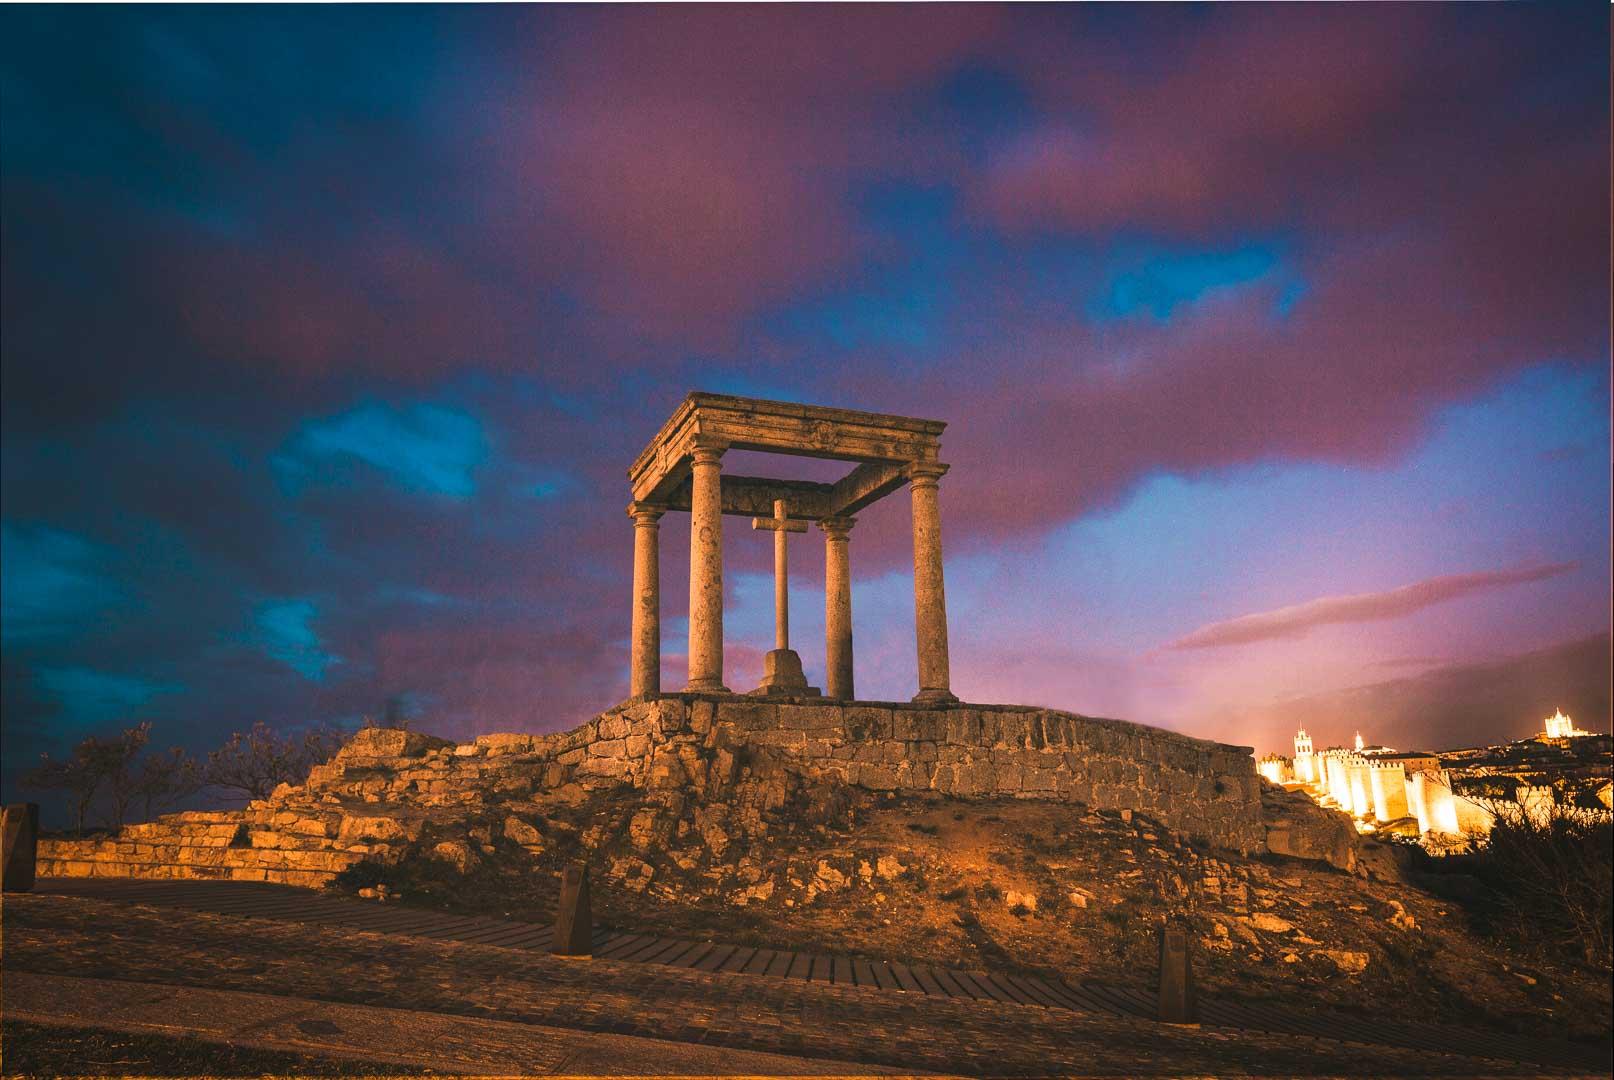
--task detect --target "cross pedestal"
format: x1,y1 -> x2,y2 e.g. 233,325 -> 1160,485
750,499 -> 820,697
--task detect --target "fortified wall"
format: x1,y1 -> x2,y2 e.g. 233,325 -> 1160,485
34,696 -> 1270,886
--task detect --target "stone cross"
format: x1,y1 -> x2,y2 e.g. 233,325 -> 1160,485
752,499 -> 807,651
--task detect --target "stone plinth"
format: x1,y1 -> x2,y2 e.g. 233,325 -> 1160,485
751,649 -> 821,697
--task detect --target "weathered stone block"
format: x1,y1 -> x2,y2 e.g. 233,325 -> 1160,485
2,804 -> 39,892
338,728 -> 451,760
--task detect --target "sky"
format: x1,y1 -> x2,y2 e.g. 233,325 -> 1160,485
2,5 -> 1609,803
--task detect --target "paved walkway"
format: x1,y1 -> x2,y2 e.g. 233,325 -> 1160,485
6,971 -> 894,1075
27,877 -> 1610,1074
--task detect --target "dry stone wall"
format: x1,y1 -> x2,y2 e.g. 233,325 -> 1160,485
34,695 -> 1269,886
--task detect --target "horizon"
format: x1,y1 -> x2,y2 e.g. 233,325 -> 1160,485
3,5 -> 1610,814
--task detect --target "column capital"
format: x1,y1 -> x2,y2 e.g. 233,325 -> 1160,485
818,515 -> 857,541
907,461 -> 949,486
688,437 -> 728,465
627,501 -> 666,525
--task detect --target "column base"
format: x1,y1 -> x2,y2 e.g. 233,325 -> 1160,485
683,680 -> 732,693
912,687 -> 959,704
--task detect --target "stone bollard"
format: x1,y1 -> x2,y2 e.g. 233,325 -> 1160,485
552,862 -> 592,957
2,803 -> 40,893
1157,921 -> 1199,1025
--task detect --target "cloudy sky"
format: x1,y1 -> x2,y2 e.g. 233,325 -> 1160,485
2,5 -> 1608,793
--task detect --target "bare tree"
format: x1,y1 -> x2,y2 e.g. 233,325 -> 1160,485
99,722 -> 153,830
204,721 -> 344,802
23,734 -> 126,835
132,745 -> 202,821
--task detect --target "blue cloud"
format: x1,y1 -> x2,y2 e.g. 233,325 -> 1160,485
275,402 -> 488,498
253,598 -> 339,681
0,523 -> 127,644
35,667 -> 174,728
767,183 -> 959,354
919,63 -> 1040,163
1098,244 -> 1290,321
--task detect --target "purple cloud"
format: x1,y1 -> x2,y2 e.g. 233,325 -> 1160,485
1168,563 -> 1579,650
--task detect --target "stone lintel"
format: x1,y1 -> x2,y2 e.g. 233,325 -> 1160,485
629,392 -> 946,506
662,475 -> 835,520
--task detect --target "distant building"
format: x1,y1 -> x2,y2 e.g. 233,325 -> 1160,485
1540,708 -> 1592,741
1293,729 -> 1316,783
1257,754 -> 1292,785
1283,713 -> 1610,853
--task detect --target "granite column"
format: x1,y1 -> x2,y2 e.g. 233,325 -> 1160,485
685,442 -> 729,692
909,463 -> 956,703
819,516 -> 856,700
628,502 -> 664,698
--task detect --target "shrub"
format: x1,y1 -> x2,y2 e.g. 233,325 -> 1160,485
1467,787 -> 1612,970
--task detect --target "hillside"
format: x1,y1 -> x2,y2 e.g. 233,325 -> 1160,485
36,698 -> 1612,1045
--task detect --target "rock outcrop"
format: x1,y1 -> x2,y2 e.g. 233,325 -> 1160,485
1260,781 -> 1360,873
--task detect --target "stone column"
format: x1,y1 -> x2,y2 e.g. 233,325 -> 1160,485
908,463 -> 957,703
819,516 -> 856,700
772,505 -> 790,650
628,502 -> 664,698
685,442 -> 729,692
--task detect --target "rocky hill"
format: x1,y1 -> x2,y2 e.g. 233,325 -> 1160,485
35,697 -> 1612,1040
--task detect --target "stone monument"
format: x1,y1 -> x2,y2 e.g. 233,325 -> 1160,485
627,392 -> 956,703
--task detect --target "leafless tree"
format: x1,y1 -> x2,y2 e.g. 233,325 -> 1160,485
100,722 -> 153,829
24,726 -> 148,835
204,721 -> 344,802
132,745 -> 203,821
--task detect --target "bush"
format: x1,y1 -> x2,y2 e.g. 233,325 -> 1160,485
1467,786 -> 1612,970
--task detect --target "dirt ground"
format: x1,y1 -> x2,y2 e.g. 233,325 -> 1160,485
333,789 -> 1613,1042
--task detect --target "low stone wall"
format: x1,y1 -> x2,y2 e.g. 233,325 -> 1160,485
33,810 -> 376,887
33,696 -> 1267,886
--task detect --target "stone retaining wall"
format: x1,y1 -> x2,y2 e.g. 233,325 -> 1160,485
583,696 -> 1265,854
33,810 -> 380,887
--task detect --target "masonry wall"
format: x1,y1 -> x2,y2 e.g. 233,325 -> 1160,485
573,696 -> 1267,853
34,810 -> 376,887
